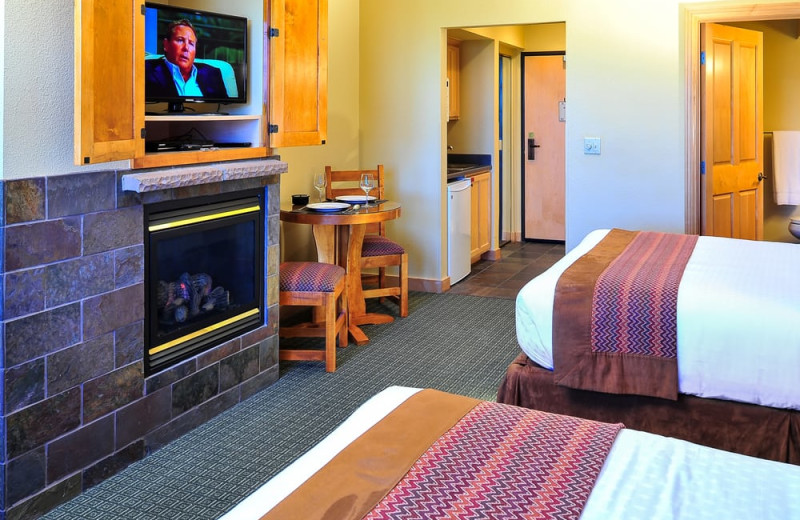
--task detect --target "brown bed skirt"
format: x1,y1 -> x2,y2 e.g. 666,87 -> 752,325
497,352 -> 800,465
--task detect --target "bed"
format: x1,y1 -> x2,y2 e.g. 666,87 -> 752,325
498,228 -> 800,463
222,386 -> 800,520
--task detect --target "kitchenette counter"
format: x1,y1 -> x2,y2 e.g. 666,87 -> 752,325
447,153 -> 492,181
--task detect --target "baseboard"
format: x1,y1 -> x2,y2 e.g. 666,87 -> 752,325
411,276 -> 449,293
481,248 -> 502,261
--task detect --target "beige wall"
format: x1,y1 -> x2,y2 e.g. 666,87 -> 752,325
524,22 -> 567,51
0,0 -> 4,180
447,40 -> 495,157
3,0 -> 126,177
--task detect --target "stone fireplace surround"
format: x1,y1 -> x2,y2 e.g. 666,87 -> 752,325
0,158 -> 286,519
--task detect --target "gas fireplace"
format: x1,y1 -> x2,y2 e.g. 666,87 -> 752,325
144,190 -> 264,375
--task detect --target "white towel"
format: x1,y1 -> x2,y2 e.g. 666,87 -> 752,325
771,131 -> 800,205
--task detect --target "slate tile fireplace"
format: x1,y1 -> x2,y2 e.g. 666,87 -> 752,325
0,158 -> 286,519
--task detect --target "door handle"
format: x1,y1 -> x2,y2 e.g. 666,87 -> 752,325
528,138 -> 540,160
758,172 -> 767,182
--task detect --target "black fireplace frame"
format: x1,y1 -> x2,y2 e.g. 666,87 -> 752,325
143,189 -> 265,375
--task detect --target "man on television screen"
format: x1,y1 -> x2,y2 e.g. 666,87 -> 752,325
145,19 -> 229,100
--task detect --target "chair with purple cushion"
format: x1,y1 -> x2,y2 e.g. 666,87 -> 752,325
279,261 -> 348,372
325,164 -> 408,317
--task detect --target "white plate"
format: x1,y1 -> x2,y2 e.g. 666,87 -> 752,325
335,195 -> 377,203
305,202 -> 351,212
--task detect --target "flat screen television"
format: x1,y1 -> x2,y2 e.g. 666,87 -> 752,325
144,3 -> 248,113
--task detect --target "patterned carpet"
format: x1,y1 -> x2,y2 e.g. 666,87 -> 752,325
44,291 -> 520,519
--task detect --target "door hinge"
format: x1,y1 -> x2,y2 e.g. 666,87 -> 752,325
268,124 -> 279,134
141,4 -> 146,15
700,161 -> 705,174
141,128 -> 147,139
700,51 -> 705,65
269,27 -> 279,38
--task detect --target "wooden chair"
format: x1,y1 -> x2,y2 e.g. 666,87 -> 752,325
325,165 -> 409,317
278,262 -> 348,372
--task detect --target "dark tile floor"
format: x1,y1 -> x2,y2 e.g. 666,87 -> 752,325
447,240 -> 565,300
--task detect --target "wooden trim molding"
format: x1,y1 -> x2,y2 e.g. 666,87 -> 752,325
481,248 -> 502,262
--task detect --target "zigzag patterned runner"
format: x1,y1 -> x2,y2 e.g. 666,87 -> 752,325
365,401 -> 623,520
590,231 -> 698,358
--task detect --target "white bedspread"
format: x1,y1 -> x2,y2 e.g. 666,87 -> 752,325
516,229 -> 800,410
222,386 -> 800,520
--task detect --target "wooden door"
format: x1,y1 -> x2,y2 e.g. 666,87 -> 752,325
269,0 -> 328,147
701,23 -> 763,239
523,54 -> 565,241
74,0 -> 141,165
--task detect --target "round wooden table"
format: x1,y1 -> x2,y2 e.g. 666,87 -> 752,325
280,201 -> 402,345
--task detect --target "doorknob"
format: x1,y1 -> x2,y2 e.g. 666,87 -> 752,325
758,172 -> 767,182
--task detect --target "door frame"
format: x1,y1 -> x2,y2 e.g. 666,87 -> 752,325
684,2 -> 800,234
520,50 -> 566,242
499,54 -> 513,244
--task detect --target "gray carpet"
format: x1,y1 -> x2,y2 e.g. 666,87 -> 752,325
44,292 -> 520,519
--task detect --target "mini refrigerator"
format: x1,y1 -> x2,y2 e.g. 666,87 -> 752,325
447,179 -> 472,284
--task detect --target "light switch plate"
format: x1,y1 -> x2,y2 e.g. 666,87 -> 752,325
584,137 -> 601,155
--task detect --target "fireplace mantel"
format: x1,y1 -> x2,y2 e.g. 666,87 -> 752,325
121,158 -> 288,193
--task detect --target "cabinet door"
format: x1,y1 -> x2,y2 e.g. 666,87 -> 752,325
470,172 -> 490,262
74,0 -> 141,165
476,173 -> 490,253
471,177 -> 480,257
269,0 -> 328,147
447,44 -> 460,121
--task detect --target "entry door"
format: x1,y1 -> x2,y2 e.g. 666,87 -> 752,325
701,23 -> 764,239
523,53 -> 566,241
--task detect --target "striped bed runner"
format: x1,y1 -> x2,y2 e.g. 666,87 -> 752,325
366,399 -> 623,519
553,229 -> 698,400
591,231 -> 698,358
263,389 -> 623,519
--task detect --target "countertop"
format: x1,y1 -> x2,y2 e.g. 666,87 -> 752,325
447,153 -> 492,181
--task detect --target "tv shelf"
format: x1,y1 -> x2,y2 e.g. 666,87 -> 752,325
134,145 -> 269,169
136,113 -> 266,169
144,114 -> 262,122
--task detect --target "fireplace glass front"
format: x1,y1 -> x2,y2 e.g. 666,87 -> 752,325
144,190 -> 264,375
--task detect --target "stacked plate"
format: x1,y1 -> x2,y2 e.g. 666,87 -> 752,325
305,202 -> 351,212
335,195 -> 376,203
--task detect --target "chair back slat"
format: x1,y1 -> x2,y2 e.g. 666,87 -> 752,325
325,165 -> 386,235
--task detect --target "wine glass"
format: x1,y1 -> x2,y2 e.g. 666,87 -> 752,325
313,172 -> 326,202
360,174 -> 375,206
